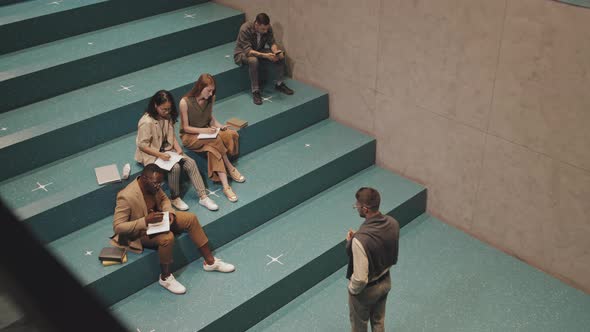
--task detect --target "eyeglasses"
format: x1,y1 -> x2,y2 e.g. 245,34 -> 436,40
142,176 -> 164,189
353,203 -> 376,210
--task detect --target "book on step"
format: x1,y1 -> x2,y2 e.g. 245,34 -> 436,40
95,164 -> 121,185
98,247 -> 127,263
226,117 -> 248,129
102,254 -> 128,266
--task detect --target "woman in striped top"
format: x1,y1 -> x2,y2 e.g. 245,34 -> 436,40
135,90 -> 218,211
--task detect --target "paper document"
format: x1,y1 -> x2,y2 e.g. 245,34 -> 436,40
95,164 -> 121,185
197,128 -> 220,140
146,211 -> 171,235
154,151 -> 183,171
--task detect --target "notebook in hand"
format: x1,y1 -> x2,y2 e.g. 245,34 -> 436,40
226,117 -> 248,129
95,164 -> 121,185
197,127 -> 220,139
154,151 -> 183,171
98,247 -> 127,262
146,211 -> 171,235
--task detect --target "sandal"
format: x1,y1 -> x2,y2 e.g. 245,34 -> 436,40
229,167 -> 246,183
223,186 -> 238,202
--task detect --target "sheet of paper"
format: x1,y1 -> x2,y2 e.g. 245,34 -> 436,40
95,164 -> 121,185
146,211 -> 171,235
197,127 -> 220,140
154,151 -> 183,171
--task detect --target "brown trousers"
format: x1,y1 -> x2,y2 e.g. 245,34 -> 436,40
181,129 -> 239,182
140,211 -> 208,264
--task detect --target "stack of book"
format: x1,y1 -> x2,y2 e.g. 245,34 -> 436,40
226,117 -> 248,130
98,247 -> 127,266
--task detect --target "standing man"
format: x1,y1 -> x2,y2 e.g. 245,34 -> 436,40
111,164 -> 235,295
234,12 -> 294,105
346,187 -> 400,332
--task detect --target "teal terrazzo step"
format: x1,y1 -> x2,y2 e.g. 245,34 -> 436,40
0,0 -> 204,55
0,42 -> 250,182
249,215 -> 590,332
47,120 -> 378,307
0,83 -> 328,243
110,166 -> 425,332
0,2 -> 243,113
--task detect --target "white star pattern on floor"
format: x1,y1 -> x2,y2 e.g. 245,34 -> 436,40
85,251 -> 93,256
117,85 -> 135,92
32,182 -> 53,192
266,254 -> 284,266
184,13 -> 196,19
206,188 -> 221,198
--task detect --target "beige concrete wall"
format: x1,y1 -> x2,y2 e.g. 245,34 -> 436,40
215,0 -> 590,293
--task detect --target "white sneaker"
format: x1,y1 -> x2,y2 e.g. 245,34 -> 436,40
158,274 -> 186,294
171,197 -> 189,211
199,196 -> 219,211
203,257 -> 235,273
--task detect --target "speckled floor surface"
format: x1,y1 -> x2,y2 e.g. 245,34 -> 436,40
109,166 -> 423,331
250,214 -> 590,332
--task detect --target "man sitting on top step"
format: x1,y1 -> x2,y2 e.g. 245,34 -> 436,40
234,12 -> 294,105
110,164 -> 235,295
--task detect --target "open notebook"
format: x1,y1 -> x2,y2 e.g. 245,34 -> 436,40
197,127 -> 220,139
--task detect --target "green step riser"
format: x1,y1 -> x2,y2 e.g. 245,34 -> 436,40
185,95 -> 330,164
23,95 -> 329,244
184,95 -> 329,190
88,141 -> 376,307
201,189 -> 426,332
0,0 -> 206,55
0,67 -> 250,182
0,0 -> 30,5
0,14 -> 244,113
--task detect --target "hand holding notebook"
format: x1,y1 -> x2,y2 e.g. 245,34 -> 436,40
146,211 -> 171,235
197,127 -> 220,139
155,151 -> 183,171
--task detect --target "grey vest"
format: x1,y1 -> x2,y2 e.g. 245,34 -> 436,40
346,213 -> 400,280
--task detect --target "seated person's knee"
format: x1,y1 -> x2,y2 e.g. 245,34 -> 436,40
157,232 -> 175,247
184,158 -> 197,168
171,163 -> 181,173
188,213 -> 200,227
247,56 -> 258,66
